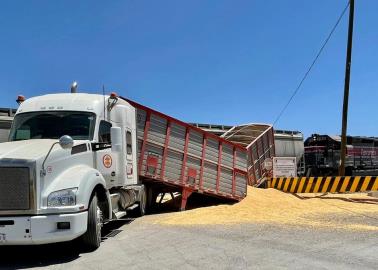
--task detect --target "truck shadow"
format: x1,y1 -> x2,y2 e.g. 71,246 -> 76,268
150,192 -> 234,214
0,219 -> 134,269
0,196 -> 233,269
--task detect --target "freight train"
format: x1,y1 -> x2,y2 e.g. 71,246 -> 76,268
304,134 -> 378,176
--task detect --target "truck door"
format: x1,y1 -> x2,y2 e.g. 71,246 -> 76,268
95,120 -> 119,188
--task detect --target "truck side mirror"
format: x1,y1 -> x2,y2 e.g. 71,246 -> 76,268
111,127 -> 122,152
59,135 -> 74,150
41,135 -> 74,177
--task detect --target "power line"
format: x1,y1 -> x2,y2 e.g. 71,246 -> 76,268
273,1 -> 350,125
318,198 -> 378,222
226,2 -> 350,141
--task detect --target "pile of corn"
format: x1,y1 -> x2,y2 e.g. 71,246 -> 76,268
152,187 -> 378,231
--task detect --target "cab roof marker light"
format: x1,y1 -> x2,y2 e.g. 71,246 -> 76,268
16,95 -> 25,105
107,92 -> 118,111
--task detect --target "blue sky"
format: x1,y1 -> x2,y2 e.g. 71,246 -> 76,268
0,0 -> 377,138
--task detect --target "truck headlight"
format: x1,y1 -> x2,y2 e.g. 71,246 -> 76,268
47,188 -> 77,207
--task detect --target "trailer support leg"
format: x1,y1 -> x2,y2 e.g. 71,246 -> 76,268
158,193 -> 165,204
180,188 -> 193,211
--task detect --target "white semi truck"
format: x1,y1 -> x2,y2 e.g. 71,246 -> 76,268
0,89 -> 248,250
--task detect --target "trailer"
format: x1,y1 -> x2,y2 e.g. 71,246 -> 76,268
189,122 -> 276,185
124,98 -> 248,211
221,124 -> 275,185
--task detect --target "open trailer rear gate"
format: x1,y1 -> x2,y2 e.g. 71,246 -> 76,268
122,98 -> 248,210
221,124 -> 275,185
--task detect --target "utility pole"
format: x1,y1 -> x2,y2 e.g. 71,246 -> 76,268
339,0 -> 355,176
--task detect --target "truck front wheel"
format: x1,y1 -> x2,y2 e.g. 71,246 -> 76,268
81,194 -> 103,250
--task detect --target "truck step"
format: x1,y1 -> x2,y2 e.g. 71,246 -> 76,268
110,193 -> 120,211
114,211 -> 127,219
126,204 -> 138,210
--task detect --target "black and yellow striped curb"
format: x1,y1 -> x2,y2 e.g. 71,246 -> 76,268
267,176 -> 378,193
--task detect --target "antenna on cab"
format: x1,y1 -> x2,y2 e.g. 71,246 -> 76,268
70,81 -> 78,93
102,85 -> 106,120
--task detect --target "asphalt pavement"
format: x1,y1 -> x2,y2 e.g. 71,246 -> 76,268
0,215 -> 377,270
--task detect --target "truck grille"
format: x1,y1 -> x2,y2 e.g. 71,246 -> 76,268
0,167 -> 31,210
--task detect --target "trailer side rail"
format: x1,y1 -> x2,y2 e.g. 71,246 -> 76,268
122,97 -> 248,205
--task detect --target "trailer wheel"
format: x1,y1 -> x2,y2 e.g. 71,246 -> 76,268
81,194 -> 103,250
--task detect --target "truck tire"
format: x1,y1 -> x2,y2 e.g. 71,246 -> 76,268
81,194 -> 102,250
137,188 -> 147,217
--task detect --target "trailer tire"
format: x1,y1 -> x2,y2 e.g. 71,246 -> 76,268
81,194 -> 102,250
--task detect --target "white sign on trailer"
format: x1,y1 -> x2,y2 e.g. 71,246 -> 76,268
273,157 -> 297,178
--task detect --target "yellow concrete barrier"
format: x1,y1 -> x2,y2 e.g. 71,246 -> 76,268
267,176 -> 378,193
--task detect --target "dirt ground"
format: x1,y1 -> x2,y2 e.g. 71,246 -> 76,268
0,188 -> 377,270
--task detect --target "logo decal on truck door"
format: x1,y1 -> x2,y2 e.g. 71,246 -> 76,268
127,163 -> 133,177
103,154 -> 113,168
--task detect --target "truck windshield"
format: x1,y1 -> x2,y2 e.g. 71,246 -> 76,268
9,111 -> 96,141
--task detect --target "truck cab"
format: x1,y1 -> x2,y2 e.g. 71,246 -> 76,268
0,92 -> 143,249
